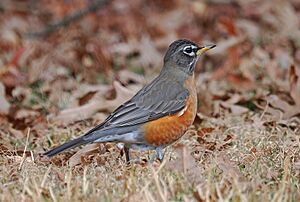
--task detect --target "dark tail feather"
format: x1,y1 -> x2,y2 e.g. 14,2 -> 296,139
44,136 -> 89,157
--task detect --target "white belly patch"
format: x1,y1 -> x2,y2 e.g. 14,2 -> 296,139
94,131 -> 140,143
177,105 -> 187,117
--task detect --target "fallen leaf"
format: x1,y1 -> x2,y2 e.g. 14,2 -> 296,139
0,67 -> 26,88
228,104 -> 249,115
118,69 -> 145,85
197,82 -> 214,116
166,144 -> 203,183
273,0 -> 300,39
50,81 -> 137,124
236,19 -> 260,41
0,82 -> 10,114
68,143 -> 105,167
215,153 -> 242,179
227,73 -> 255,91
218,16 -> 238,36
197,128 -> 215,137
8,126 -> 24,139
220,94 -> 249,115
211,37 -> 244,80
137,36 -> 162,68
289,65 -> 300,106
15,109 -> 39,119
295,160 -> 300,170
208,36 -> 244,56
264,95 -> 300,119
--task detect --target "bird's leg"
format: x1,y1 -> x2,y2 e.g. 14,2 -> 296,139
125,146 -> 145,164
155,147 -> 165,162
124,146 -> 131,163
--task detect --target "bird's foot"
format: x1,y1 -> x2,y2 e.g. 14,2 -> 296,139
149,147 -> 165,163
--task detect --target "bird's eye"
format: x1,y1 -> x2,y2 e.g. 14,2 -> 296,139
183,46 -> 195,56
184,47 -> 192,53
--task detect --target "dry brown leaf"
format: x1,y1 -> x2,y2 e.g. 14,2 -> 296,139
197,127 -> 215,137
239,58 -> 259,83
111,37 -> 162,70
166,144 -> 203,184
50,96 -> 105,124
58,82 -> 109,109
50,81 -> 137,124
273,0 -> 300,39
218,16 -> 238,36
295,160 -> 300,170
197,81 -> 214,116
229,104 -> 249,115
0,16 -> 26,46
101,81 -> 138,112
215,153 -> 241,179
222,94 -> 242,105
220,94 -> 249,115
8,127 -> 24,139
15,109 -> 39,119
0,82 -> 10,115
289,65 -> 300,106
208,36 -> 244,56
118,70 -> 145,85
236,19 -> 260,41
265,95 -> 300,119
137,36 -> 162,68
264,49 -> 294,93
211,38 -> 244,81
0,67 -> 26,88
68,143 -> 104,167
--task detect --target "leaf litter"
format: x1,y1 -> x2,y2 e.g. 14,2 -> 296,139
0,0 -> 300,201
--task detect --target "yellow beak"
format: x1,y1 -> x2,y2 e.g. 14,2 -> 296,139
196,44 -> 216,55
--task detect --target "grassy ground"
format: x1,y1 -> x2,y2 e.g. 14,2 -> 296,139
1,113 -> 299,202
1,0 -> 300,201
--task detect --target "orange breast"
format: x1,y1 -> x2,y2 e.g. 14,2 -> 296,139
143,76 -> 197,146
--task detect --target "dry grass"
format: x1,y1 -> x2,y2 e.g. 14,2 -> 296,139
1,0 -> 300,201
1,113 -> 299,202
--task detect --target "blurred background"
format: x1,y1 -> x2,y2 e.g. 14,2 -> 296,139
1,1 -> 300,201
0,0 -> 299,150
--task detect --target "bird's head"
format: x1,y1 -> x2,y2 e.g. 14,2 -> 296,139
163,39 -> 215,75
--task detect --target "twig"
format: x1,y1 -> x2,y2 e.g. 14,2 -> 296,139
23,0 -> 108,38
49,186 -> 58,202
41,165 -> 52,188
18,128 -> 31,171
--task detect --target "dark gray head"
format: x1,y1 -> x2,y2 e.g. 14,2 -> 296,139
163,39 -> 215,75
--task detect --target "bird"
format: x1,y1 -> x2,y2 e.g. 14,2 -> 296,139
44,39 -> 215,162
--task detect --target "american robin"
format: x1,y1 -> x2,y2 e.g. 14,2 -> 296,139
45,39 -> 215,162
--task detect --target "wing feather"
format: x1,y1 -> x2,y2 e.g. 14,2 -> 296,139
84,73 -> 189,138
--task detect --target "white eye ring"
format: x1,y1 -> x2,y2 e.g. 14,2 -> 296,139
183,45 -> 197,57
